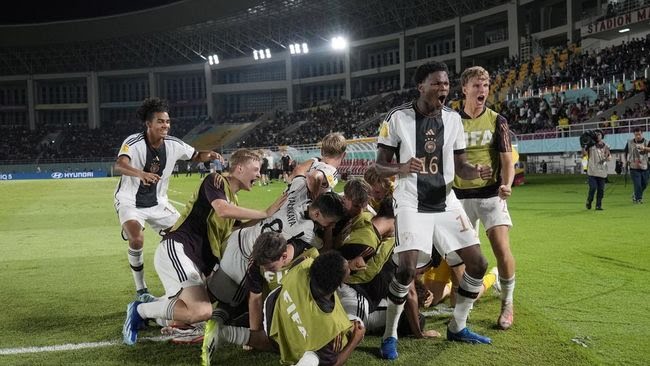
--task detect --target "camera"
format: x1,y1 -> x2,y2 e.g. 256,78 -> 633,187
580,129 -> 602,149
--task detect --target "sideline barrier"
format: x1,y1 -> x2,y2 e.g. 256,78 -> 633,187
0,171 -> 107,181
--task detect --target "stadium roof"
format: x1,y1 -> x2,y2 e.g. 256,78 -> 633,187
0,0 -> 509,76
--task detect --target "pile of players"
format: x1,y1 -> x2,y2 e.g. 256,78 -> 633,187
115,61 -> 517,365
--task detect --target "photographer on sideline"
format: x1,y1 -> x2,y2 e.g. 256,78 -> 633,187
624,127 -> 649,204
581,129 -> 611,210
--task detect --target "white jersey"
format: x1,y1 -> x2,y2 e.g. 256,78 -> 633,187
378,102 -> 466,212
308,158 -> 339,189
220,176 -> 320,283
114,132 -> 195,208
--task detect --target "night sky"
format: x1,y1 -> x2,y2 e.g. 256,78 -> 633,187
1,0 -> 183,25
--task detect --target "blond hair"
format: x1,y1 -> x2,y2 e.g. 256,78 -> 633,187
460,66 -> 490,87
320,132 -> 347,158
229,149 -> 261,169
363,165 -> 392,194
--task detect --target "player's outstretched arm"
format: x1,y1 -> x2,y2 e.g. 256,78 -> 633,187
193,150 -> 222,162
114,155 -> 159,186
211,198 -> 272,220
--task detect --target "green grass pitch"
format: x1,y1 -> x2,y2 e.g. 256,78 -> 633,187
0,173 -> 648,365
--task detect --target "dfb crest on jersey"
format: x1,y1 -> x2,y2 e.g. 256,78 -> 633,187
150,156 -> 161,174
424,128 -> 436,153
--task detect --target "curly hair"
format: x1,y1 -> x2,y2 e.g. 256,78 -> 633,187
414,61 -> 449,85
310,251 -> 346,295
136,97 -> 170,123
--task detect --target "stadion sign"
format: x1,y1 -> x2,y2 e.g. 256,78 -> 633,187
581,6 -> 650,36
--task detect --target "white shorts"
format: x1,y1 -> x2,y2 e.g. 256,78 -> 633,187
393,208 -> 479,267
117,202 -> 180,234
337,284 -> 370,323
154,239 -> 205,298
460,196 -> 513,232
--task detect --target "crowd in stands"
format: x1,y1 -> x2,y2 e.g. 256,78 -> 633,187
2,34 -> 650,162
1,117 -> 201,162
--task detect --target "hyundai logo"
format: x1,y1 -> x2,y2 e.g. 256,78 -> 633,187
51,172 -> 63,179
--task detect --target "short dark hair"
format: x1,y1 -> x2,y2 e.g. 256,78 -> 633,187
136,97 -> 170,123
251,232 -> 287,265
310,251 -> 346,295
343,178 -> 370,207
414,61 -> 449,85
633,126 -> 643,133
311,192 -> 346,222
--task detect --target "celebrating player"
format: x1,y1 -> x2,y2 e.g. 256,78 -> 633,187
376,61 -> 493,360
113,97 -> 221,302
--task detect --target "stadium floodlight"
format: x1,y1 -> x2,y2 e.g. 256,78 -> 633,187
265,48 -> 272,58
331,36 -> 348,50
294,43 -> 302,54
208,55 -> 214,65
289,44 -> 296,54
253,50 -> 259,60
619,28 -> 630,33
212,54 -> 219,64
302,43 -> 309,54
259,50 -> 266,59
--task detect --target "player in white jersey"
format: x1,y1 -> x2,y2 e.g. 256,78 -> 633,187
114,97 -> 221,302
375,62 -> 494,359
290,132 -> 347,198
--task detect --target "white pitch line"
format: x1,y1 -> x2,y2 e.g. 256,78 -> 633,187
169,199 -> 185,207
0,336 -> 170,356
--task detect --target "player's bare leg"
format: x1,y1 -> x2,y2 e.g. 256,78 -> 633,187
487,225 -> 515,329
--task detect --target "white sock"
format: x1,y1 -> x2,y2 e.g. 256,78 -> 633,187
219,326 -> 250,346
449,272 -> 482,333
365,309 -> 386,333
382,279 -> 409,340
499,275 -> 515,304
128,247 -> 146,291
138,298 -> 177,320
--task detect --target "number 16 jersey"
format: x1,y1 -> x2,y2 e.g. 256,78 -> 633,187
377,101 -> 466,212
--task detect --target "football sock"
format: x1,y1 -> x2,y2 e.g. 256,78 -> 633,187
382,278 -> 409,340
449,272 -> 482,333
138,298 -> 177,320
220,326 -> 250,346
500,275 -> 515,304
127,247 -> 146,291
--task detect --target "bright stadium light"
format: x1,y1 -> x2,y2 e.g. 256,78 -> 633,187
294,43 -> 302,54
302,42 -> 309,53
619,28 -> 630,33
259,50 -> 266,59
331,36 -> 348,50
208,55 -> 214,65
289,44 -> 296,54
213,54 -> 219,64
253,50 -> 259,60
265,48 -> 272,58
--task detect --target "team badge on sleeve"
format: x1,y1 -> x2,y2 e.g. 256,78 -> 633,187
119,144 -> 130,154
379,121 -> 389,138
